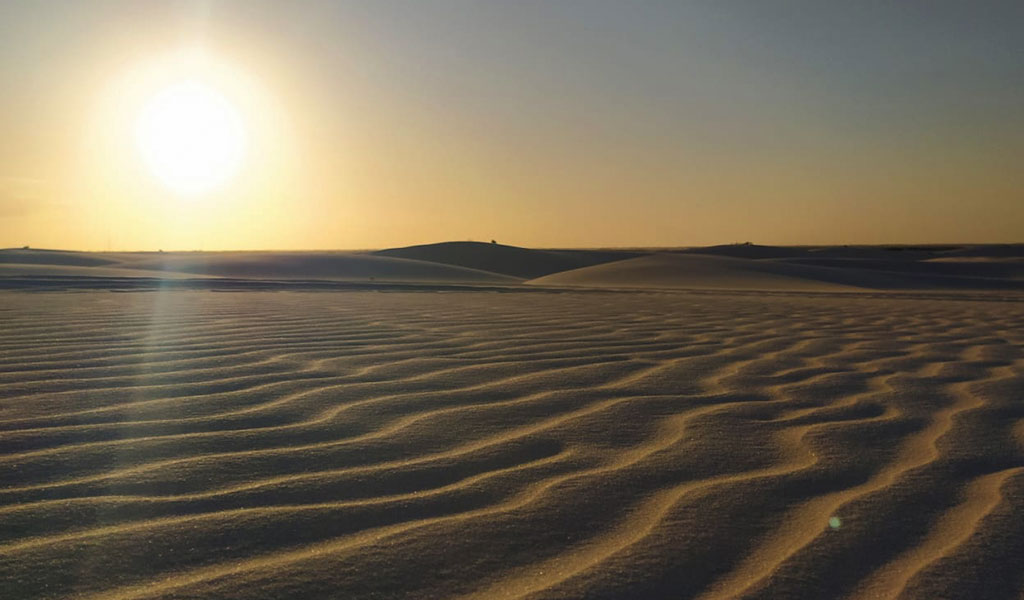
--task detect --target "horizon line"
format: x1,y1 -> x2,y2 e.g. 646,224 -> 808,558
4,240 -> 1024,254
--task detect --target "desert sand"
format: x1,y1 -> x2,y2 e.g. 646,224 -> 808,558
1,242 -> 1023,599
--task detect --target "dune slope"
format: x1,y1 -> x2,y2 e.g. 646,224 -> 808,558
374,241 -> 640,279
0,248 -> 522,284
0,248 -> 121,267
0,263 -> 217,279
528,253 -> 867,291
529,253 -> 1024,291
118,251 -> 520,283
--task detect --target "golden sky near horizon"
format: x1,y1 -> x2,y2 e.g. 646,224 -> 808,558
1,1 -> 1022,251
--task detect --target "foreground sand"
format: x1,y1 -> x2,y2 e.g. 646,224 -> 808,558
1,289 -> 1023,599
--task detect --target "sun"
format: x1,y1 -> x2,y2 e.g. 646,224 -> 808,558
135,80 -> 247,195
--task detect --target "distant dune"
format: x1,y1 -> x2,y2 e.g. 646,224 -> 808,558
0,248 -> 518,284
0,248 -> 121,267
675,243 -> 1022,262
777,257 -> 1024,280
529,254 -> 863,291
0,263 -> 210,279
374,241 -> 640,279
942,244 -> 1024,258
674,243 -> 813,260
120,251 -> 520,283
2,243 -> 1023,292
528,253 -> 1024,291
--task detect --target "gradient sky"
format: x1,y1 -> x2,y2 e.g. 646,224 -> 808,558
1,1 -> 1022,250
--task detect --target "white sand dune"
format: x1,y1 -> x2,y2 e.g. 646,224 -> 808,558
5,244 -> 1022,292
778,257 -> 1024,281
1,289 -> 1023,599
0,248 -> 122,267
0,263 -> 213,279
942,244 -> 1024,259
679,243 -> 1024,262
120,251 -> 522,283
529,254 -> 860,291
0,249 -> 519,284
529,253 -> 1024,291
374,241 -> 640,279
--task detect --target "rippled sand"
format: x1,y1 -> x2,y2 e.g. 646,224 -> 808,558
2,290 -> 1023,599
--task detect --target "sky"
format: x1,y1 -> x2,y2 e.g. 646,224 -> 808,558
1,1 -> 1022,250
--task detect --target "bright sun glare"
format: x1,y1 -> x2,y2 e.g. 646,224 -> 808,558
135,80 -> 247,195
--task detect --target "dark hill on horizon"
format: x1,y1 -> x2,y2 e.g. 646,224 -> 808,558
671,243 -> 987,261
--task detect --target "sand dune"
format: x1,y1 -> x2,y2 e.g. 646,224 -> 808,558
5,244 -> 1022,292
678,243 -> 1024,262
0,263 -> 213,279
776,257 -> 1024,281
529,253 -> 1024,291
0,248 -> 121,267
119,251 -> 521,283
0,249 -> 519,284
529,254 -> 861,291
942,244 -> 1024,259
1,289 -> 1023,599
675,243 -> 813,260
374,241 -> 640,279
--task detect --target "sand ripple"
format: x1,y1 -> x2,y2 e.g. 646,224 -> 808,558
1,290 -> 1022,599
